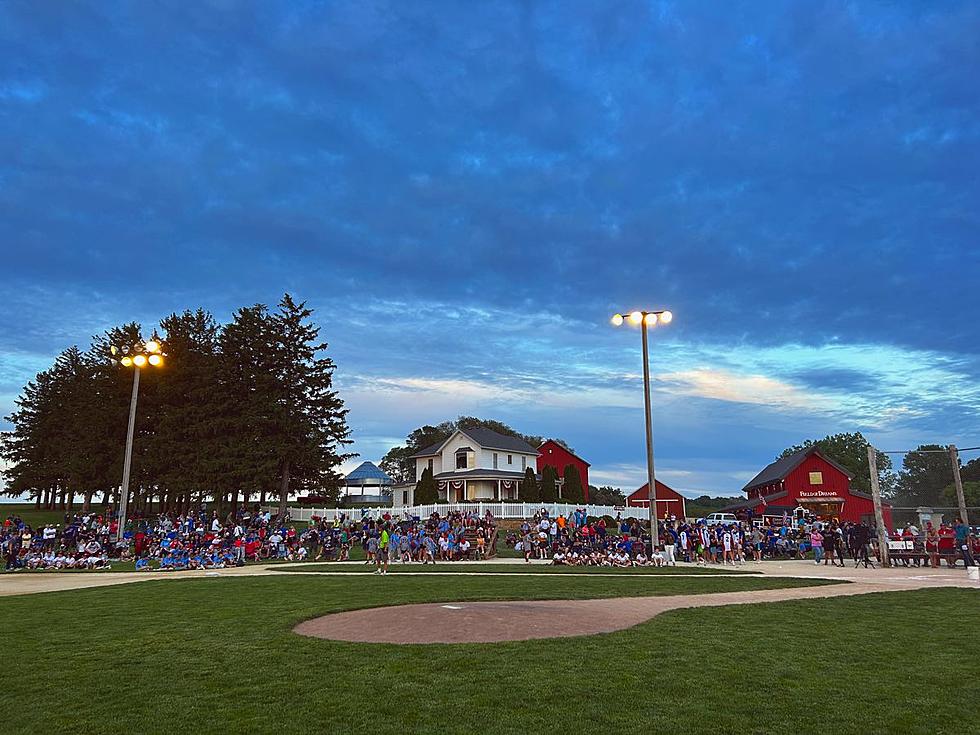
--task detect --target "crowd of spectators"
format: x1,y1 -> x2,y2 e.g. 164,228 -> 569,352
503,508 -> 980,571
4,503 -> 976,573
1,506 -> 499,573
888,519 -> 978,568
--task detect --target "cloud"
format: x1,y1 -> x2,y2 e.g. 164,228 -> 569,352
659,368 -> 826,411
1,1 -> 979,495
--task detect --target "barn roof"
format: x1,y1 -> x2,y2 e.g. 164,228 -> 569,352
628,480 -> 684,499
538,439 -> 591,466
742,447 -> 854,492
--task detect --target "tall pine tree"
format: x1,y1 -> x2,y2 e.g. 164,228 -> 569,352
414,466 -> 439,504
521,466 -> 540,502
562,464 -> 584,503
268,294 -> 354,516
539,465 -> 557,502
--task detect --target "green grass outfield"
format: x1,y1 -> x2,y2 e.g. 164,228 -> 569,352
279,561 -> 755,574
2,573 -> 978,734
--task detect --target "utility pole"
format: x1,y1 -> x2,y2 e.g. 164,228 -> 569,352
867,445 -> 889,566
949,444 -> 969,525
116,366 -> 141,542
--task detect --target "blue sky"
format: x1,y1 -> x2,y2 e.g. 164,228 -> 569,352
2,1 -> 979,497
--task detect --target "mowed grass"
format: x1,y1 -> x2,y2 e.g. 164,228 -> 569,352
2,573 -> 978,734
280,561 -> 755,574
1,502 -> 71,528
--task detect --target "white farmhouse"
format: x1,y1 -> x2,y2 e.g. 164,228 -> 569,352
394,426 -> 540,506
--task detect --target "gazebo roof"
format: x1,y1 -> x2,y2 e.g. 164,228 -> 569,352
344,461 -> 394,487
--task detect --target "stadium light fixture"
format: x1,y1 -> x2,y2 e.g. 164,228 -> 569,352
610,308 -> 673,551
108,334 -> 168,543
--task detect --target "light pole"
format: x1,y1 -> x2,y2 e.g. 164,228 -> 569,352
110,338 -> 165,542
611,309 -> 673,553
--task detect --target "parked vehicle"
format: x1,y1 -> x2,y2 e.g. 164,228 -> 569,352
702,512 -> 738,526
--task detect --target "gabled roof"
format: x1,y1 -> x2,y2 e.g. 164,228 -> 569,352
409,427 -> 538,458
538,439 -> 591,467
721,490 -> 790,512
344,461 -> 394,486
627,480 -> 683,499
742,447 -> 854,492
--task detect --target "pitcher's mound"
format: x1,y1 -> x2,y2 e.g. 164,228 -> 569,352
294,598 -> 660,643
292,583 -> 870,644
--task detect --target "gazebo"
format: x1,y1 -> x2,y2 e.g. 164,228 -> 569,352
341,461 -> 394,505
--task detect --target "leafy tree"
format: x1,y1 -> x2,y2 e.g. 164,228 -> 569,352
780,432 -> 893,495
379,445 -> 418,485
414,466 -> 439,504
943,481 -> 980,509
520,466 -> 539,502
961,456 -> 980,483
562,464 -> 584,503
894,445 -> 952,506
539,465 -> 557,502
590,485 -> 627,505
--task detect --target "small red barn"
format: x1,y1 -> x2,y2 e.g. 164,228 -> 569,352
724,447 -> 893,528
537,439 -> 591,502
626,480 -> 687,519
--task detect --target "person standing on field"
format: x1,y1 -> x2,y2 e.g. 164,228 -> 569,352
810,527 -> 824,565
374,525 -> 390,575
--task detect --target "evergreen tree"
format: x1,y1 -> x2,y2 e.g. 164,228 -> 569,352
2,296 -> 356,516
539,465 -> 557,502
562,464 -> 584,503
146,310 -> 222,513
268,294 -> 354,516
520,466 -> 540,503
414,466 -> 439,504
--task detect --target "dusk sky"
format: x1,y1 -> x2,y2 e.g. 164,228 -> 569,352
2,1 -> 978,498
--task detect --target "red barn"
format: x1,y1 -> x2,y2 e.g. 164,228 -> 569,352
537,439 -> 591,502
626,480 -> 687,519
723,447 -> 893,528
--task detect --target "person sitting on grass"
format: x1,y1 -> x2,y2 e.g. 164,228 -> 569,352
135,556 -> 153,571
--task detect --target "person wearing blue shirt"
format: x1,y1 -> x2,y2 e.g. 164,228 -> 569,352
954,519 -> 974,567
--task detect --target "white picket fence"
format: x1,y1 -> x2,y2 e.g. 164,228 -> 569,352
263,501 -> 636,522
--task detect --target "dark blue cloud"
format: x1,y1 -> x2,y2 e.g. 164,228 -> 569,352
2,1 -> 979,493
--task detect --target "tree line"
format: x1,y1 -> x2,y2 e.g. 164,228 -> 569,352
1,294 -> 353,516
